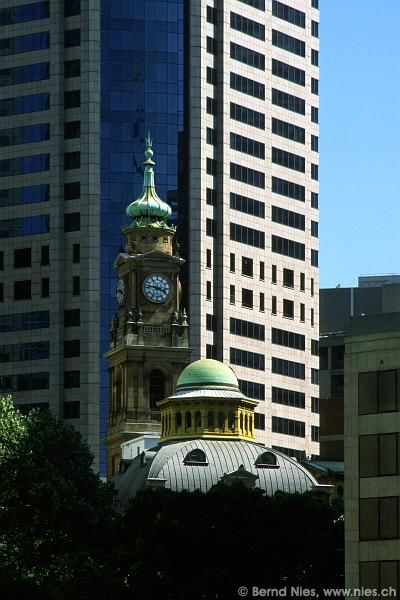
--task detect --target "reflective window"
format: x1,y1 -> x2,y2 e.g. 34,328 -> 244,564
0,214 -> 49,238
230,72 -> 265,100
272,117 -> 305,144
272,234 -> 305,261
0,62 -> 49,87
230,162 -> 265,188
272,88 -> 305,115
272,147 -> 305,173
272,206 -> 305,230
272,59 -> 305,86
0,153 -> 49,177
0,2 -> 49,26
1,372 -> 49,391
230,12 -> 265,40
230,192 -> 264,218
230,347 -> 265,371
230,222 -> 265,249
238,379 -> 265,400
64,29 -> 80,48
230,42 -> 265,71
0,310 -> 49,332
64,59 -> 80,79
272,386 -> 305,408
0,184 -> 49,207
272,357 -> 305,379
64,0 -> 80,17
0,341 -> 49,362
272,1 -> 305,28
230,102 -> 265,130
0,123 -> 49,147
272,29 -> 305,57
272,416 -> 305,437
272,176 -> 305,202
0,92 -> 49,117
0,31 -> 49,56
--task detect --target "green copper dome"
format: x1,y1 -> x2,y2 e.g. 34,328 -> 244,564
125,134 -> 174,231
176,359 -> 240,391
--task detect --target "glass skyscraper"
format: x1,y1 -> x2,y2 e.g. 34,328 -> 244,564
0,0 -> 319,474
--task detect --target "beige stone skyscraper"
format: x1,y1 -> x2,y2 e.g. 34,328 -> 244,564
186,0 -> 320,459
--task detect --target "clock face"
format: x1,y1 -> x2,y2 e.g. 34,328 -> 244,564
116,278 -> 125,305
143,274 -> 172,304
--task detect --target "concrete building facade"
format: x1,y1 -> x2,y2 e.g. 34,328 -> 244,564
0,0 -> 320,471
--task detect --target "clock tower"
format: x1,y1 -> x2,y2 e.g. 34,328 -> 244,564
104,135 -> 190,478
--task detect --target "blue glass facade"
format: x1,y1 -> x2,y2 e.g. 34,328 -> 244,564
100,0 -> 185,471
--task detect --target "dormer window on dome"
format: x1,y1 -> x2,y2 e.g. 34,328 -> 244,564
183,449 -> 208,466
255,451 -> 279,468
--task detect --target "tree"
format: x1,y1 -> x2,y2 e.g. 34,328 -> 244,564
120,483 -> 344,600
0,400 -> 120,600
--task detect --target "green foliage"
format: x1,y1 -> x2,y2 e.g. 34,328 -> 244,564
0,394 -> 27,461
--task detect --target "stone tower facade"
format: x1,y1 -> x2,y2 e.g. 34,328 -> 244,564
105,136 -> 190,478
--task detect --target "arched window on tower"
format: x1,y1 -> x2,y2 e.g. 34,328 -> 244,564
149,369 -> 165,411
255,451 -> 279,468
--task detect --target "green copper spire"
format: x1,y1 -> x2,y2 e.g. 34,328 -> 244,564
125,134 -> 174,231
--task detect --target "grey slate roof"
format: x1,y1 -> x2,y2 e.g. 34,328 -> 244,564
113,439 -> 318,512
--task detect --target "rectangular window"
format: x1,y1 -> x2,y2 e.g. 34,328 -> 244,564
311,77 -> 319,95
65,0 -> 80,16
272,386 -> 305,409
311,192 -> 319,209
254,413 -> 265,430
14,280 -> 31,300
230,132 -> 265,159
311,397 -> 320,413
272,416 -> 305,438
300,303 -> 305,322
283,299 -> 294,319
0,92 -> 49,118
272,265 -> 277,284
206,97 -> 216,115
0,2 -> 49,26
311,221 -> 319,237
64,29 -> 80,48
0,310 -> 49,332
0,341 -> 49,362
230,193 -> 264,219
206,281 -> 212,300
311,340 -> 319,356
230,12 -> 265,41
64,59 -> 80,78
230,103 -> 265,130
300,272 -> 305,291
272,29 -> 305,57
206,249 -> 212,269
0,283 -> 3,302
272,147 -> 305,173
206,218 -> 216,237
272,357 -> 305,380
206,67 -> 216,85
64,370 -> 80,388
64,339 -> 80,358
206,314 -> 216,332
64,151 -> 80,170
206,344 -> 217,359
64,401 -> 80,419
230,347 -> 265,371
272,1 -> 305,28
72,243 -> 80,263
311,49 -> 319,66
206,6 -> 217,24
64,309 -> 80,327
206,158 -> 216,175
230,317 -> 265,341
272,235 -> 305,261
311,368 -> 319,385
64,213 -> 80,232
311,278 -> 314,296
0,251 -> 3,270
207,36 -> 216,55
230,42 -> 265,70
0,31 -> 49,56
0,214 -> 50,236
272,327 -> 305,350
230,72 -> 265,100
206,188 -> 216,205
360,497 -> 398,541
272,176 -> 305,202
311,135 -> 319,152
14,248 -> 31,268
272,59 -> 305,86
238,379 -> 265,401
272,117 -> 305,144
311,249 -> 319,267
64,90 -> 80,108
64,121 -> 80,139
311,21 -> 319,38
0,184 -> 48,208
206,127 -> 216,146
73,275 -> 80,296
242,288 -> 253,309
230,162 -> 265,189
311,106 -> 319,123
41,277 -> 49,297
0,123 -> 49,147
230,285 -> 235,304
311,425 -> 319,442
272,88 -> 305,115
272,296 -> 277,315
230,253 -> 235,272
64,182 -> 80,201
311,308 -> 315,327
311,0 -> 319,7
272,206 -> 305,230
41,245 -> 49,265
242,256 -> 253,277
260,262 -> 265,281
236,0 -> 265,11
260,292 -> 265,312
282,268 -> 294,288
230,223 -> 265,249
0,62 -> 49,87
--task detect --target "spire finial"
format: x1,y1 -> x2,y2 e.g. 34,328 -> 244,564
144,131 -> 153,161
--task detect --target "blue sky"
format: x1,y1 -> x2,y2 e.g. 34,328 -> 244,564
320,1 -> 400,288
